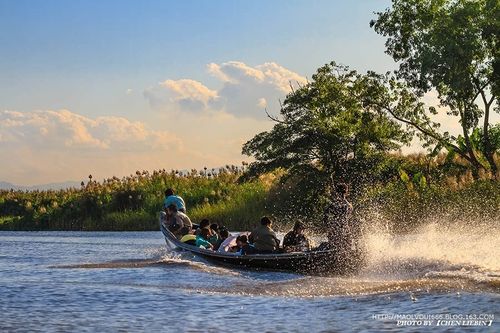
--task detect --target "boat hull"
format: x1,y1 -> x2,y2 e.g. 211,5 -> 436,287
160,223 -> 364,274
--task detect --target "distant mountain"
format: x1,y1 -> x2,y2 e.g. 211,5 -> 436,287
0,181 -> 81,191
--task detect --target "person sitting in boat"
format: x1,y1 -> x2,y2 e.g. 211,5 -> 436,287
323,183 -> 353,249
194,220 -> 220,246
196,228 -> 214,250
217,231 -> 249,253
195,219 -> 210,236
236,235 -> 256,255
249,216 -> 280,253
179,226 -> 196,246
209,223 -> 220,246
166,204 -> 192,237
214,228 -> 229,251
283,221 -> 312,252
163,188 -> 186,213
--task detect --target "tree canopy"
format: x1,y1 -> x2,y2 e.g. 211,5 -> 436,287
371,0 -> 499,178
242,63 -> 411,210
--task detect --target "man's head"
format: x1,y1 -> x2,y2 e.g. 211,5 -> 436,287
165,188 -> 174,197
220,229 -> 229,239
260,216 -> 272,226
236,235 -> 248,247
199,219 -> 210,229
210,223 -> 219,233
293,221 -> 305,234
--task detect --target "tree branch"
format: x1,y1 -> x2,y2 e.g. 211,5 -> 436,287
265,108 -> 285,124
374,102 -> 474,163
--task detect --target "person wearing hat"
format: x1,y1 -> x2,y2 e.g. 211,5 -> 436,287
283,221 -> 312,252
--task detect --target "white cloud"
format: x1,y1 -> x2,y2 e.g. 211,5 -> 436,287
144,79 -> 218,112
0,109 -> 182,152
0,110 -> 195,184
0,61 -> 306,184
144,61 -> 307,119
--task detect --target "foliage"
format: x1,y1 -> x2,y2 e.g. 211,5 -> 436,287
0,154 -> 497,232
371,0 -> 500,178
0,165 -> 268,231
242,62 -> 411,220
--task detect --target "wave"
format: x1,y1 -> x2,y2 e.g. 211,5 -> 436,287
51,222 -> 500,297
51,250 -> 241,277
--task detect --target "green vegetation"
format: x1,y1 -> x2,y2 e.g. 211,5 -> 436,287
1,0 -> 498,232
0,154 -> 498,232
370,0 -> 499,179
0,167 -> 270,231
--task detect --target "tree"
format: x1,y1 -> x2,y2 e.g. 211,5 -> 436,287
371,0 -> 499,179
242,63 -> 411,217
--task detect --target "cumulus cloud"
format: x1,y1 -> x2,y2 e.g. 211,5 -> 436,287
144,79 -> 218,112
0,109 -> 182,152
0,109 -> 202,184
144,61 -> 307,119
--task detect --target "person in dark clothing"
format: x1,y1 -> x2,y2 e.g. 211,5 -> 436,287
209,223 -> 220,246
283,221 -> 312,252
323,183 -> 353,248
236,235 -> 256,255
248,216 -> 280,253
195,219 -> 211,236
214,228 -> 229,251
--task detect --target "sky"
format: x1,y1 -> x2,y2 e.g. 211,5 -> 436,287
0,0 -> 450,185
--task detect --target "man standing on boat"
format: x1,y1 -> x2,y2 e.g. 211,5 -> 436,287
163,188 -> 186,213
323,183 -> 353,249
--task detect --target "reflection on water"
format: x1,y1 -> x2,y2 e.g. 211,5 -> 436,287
0,230 -> 498,332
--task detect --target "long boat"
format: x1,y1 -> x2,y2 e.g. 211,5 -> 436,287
160,222 -> 365,274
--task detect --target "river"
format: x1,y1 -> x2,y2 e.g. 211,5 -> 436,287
0,227 -> 498,332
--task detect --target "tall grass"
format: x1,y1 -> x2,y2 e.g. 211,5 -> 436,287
0,155 -> 498,232
0,165 -> 271,231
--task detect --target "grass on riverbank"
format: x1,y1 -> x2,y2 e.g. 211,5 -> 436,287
0,155 -> 498,232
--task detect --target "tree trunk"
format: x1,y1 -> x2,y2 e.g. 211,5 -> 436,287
481,95 -> 498,179
459,107 -> 483,180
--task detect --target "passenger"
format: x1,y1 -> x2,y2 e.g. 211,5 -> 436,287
163,188 -> 186,213
236,235 -> 256,255
249,216 -> 280,253
196,228 -> 214,250
166,204 -> 192,237
214,228 -> 229,251
195,219 -> 211,236
283,221 -> 312,252
217,232 -> 244,253
159,208 -> 169,227
323,183 -> 353,248
179,226 -> 196,246
209,223 -> 220,246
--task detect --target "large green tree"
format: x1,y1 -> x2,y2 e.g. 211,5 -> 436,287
242,63 -> 411,216
371,0 -> 499,178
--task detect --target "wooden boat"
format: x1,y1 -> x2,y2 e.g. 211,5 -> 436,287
160,222 -> 365,274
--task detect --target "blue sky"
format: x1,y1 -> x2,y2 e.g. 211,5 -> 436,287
0,0 -> 402,184
0,0 -> 393,117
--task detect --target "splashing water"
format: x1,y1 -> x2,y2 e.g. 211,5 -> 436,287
49,223 -> 500,297
179,222 -> 500,297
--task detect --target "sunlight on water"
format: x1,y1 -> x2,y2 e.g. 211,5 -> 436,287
0,231 -> 497,332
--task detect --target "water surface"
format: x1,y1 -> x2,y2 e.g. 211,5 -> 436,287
0,229 -> 498,332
